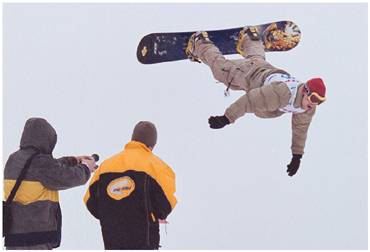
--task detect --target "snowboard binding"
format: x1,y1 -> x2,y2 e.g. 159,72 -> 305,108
236,26 -> 261,55
185,31 -> 211,63
245,26 -> 261,41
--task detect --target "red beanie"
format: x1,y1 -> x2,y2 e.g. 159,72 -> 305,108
306,78 -> 326,98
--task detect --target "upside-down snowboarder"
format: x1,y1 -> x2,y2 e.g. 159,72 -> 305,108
185,27 -> 327,177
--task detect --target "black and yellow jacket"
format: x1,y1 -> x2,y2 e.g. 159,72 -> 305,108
3,118 -> 91,248
84,141 -> 177,249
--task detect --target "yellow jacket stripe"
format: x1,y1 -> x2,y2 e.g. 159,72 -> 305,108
4,180 -> 59,205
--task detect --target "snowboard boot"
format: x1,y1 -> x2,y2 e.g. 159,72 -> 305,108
236,26 -> 262,56
185,31 -> 211,63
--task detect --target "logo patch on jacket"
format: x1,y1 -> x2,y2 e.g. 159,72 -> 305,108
107,176 -> 135,200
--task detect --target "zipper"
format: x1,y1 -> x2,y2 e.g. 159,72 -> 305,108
143,174 -> 150,247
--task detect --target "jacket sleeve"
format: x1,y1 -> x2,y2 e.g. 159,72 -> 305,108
225,82 -> 291,123
83,167 -> 101,220
57,156 -> 78,166
291,107 -> 316,155
34,154 -> 91,191
149,177 -> 172,220
150,159 -> 177,220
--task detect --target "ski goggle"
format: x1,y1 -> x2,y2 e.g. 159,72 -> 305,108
308,92 -> 326,105
304,84 -> 326,105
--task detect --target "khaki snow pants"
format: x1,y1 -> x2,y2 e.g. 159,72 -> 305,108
193,34 -> 288,91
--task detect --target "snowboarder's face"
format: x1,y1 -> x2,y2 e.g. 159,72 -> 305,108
302,93 -> 317,111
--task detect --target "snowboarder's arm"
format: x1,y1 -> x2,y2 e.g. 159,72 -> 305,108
291,107 -> 316,155
225,83 -> 291,123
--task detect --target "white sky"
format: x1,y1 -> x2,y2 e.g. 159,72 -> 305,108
3,3 -> 368,250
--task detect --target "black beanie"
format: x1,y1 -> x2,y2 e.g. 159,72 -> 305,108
131,121 -> 157,149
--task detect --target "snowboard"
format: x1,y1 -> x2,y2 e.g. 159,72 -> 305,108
137,21 -> 301,64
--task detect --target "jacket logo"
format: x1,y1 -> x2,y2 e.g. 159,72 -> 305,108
107,176 -> 135,200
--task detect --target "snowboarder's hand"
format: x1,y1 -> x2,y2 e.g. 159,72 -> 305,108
208,115 -> 230,129
287,154 -> 302,176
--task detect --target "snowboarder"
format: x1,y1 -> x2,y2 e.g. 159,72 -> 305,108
84,121 -> 177,250
185,27 -> 327,177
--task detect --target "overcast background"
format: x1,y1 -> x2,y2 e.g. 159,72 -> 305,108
3,3 -> 368,250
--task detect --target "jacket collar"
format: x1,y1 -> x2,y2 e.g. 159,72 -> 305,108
124,141 -> 152,152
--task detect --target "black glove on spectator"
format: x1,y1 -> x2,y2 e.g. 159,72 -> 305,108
287,154 -> 302,177
208,115 -> 230,129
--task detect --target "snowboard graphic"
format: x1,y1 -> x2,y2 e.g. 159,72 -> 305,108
137,21 -> 301,64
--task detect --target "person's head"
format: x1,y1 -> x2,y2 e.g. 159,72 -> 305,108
131,121 -> 157,150
301,78 -> 326,110
20,117 -> 57,154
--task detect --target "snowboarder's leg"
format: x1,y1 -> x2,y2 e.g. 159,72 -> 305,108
185,31 -> 212,63
236,26 -> 265,59
186,31 -> 248,91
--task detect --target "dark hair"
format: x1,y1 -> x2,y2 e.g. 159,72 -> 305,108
131,121 -> 157,148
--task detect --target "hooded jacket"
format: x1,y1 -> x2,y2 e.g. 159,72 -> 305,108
3,118 -> 91,247
84,141 -> 177,249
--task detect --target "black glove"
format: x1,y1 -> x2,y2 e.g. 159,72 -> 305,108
208,115 -> 230,129
287,154 -> 302,177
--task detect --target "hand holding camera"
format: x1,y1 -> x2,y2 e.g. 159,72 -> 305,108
77,154 -> 99,173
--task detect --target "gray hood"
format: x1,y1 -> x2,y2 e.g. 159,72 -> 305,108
20,118 -> 57,154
